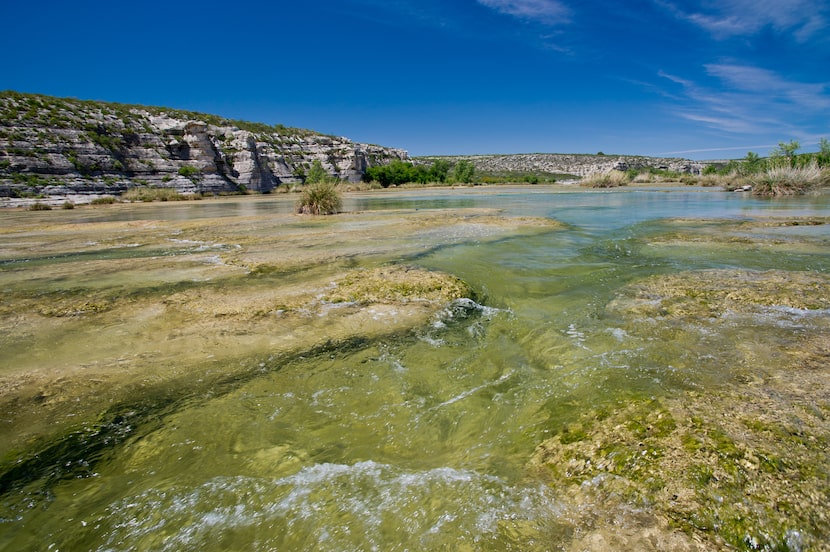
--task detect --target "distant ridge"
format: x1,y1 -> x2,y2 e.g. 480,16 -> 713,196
416,153 -> 707,178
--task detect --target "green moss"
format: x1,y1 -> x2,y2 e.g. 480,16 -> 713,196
689,465 -> 715,487
325,266 -> 472,305
758,452 -> 787,474
617,400 -> 677,445
681,432 -> 703,452
708,428 -> 741,458
558,424 -> 588,444
532,384 -> 830,550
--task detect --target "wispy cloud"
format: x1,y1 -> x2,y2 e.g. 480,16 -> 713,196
660,144 -> 778,155
477,0 -> 571,25
657,63 -> 830,137
704,63 -> 830,110
657,0 -> 829,41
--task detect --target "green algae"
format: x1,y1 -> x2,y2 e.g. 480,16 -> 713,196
607,269 -> 830,320
323,265 -> 473,305
532,390 -> 830,550
531,265 -> 830,550
0,196 -> 561,498
3,194 -> 830,550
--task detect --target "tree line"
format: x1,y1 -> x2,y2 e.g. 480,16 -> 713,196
706,139 -> 830,176
364,159 -> 475,187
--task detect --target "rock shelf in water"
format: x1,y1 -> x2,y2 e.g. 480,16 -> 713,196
531,267 -> 830,550
0,198 -> 559,493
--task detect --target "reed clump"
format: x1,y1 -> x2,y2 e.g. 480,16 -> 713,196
90,196 -> 117,205
296,181 -> 342,215
580,170 -> 631,188
750,162 -> 827,197
123,187 -> 186,202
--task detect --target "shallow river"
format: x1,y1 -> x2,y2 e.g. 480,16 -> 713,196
1,186 -> 829,550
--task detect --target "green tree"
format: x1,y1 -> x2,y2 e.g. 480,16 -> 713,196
815,137 -> 830,168
742,151 -> 763,175
428,159 -> 450,183
771,140 -> 800,166
453,160 -> 476,184
306,159 -> 328,184
411,164 -> 430,184
388,160 -> 413,184
364,165 -> 389,187
364,160 -> 422,187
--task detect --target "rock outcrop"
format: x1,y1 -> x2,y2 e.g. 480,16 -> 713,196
418,153 -> 707,178
0,91 -> 409,197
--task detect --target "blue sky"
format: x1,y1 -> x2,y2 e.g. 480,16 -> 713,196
2,0 -> 829,159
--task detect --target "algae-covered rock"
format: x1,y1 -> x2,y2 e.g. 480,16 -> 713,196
607,269 -> 830,319
324,266 -> 473,305
530,371 -> 830,550
529,269 -> 830,550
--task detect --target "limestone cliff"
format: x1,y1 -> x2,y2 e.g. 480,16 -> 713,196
0,91 -> 409,196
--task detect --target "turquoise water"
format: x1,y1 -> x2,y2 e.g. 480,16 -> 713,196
1,187 -> 829,550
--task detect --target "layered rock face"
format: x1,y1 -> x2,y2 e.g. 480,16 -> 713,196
419,153 -> 706,177
0,92 -> 409,196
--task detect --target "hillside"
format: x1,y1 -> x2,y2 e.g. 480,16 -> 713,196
417,153 -> 706,179
0,91 -> 408,197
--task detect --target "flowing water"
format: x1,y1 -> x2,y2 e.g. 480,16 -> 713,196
1,187 -> 830,550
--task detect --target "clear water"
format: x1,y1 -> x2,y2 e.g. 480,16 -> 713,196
1,187 -> 829,550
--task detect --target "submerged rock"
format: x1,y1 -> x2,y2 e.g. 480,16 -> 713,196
607,269 -> 830,320
324,266 -> 473,305
2,198 -> 556,501
530,268 -> 830,550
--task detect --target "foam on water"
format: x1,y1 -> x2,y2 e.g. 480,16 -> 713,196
96,461 -> 562,551
421,298 -> 511,347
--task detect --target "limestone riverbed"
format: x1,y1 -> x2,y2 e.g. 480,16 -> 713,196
1,187 -> 829,550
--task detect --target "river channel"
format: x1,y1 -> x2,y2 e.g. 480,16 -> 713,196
1,186 -> 829,550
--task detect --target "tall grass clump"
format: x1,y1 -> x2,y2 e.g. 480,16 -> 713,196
750,161 -> 826,197
296,182 -> 342,215
695,172 -> 750,189
123,186 -> 185,202
580,170 -> 631,188
90,196 -> 116,205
